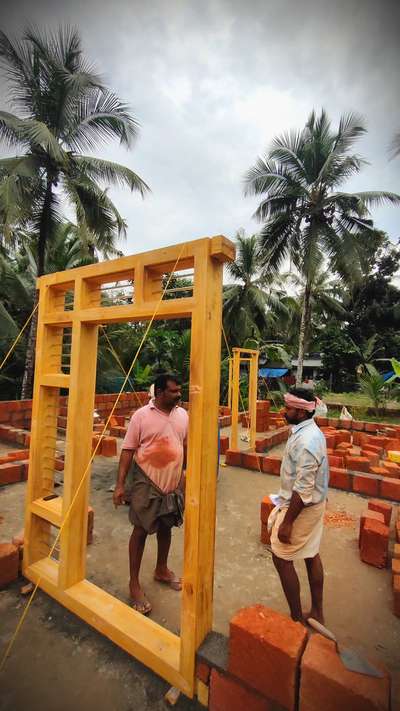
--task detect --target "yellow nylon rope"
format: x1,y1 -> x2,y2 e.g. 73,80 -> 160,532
0,245 -> 185,672
0,302 -> 39,372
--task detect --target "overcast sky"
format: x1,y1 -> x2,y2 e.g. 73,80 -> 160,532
1,0 -> 399,256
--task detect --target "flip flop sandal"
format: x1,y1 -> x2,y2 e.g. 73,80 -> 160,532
131,599 -> 152,615
154,575 -> 182,591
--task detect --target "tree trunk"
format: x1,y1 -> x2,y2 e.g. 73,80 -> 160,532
21,178 -> 53,399
20,290 -> 39,400
296,278 -> 312,387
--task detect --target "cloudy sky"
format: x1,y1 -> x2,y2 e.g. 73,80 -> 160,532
1,0 -> 399,255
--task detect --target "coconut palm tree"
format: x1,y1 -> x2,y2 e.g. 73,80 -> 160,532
0,26 -> 149,396
244,109 -> 400,385
223,229 -> 290,345
389,130 -> 400,159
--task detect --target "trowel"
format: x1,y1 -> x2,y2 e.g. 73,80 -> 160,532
307,618 -> 384,678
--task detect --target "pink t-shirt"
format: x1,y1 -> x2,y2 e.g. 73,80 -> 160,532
122,401 -> 188,493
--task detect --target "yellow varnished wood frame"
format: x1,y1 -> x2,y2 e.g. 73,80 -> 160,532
23,236 -> 235,697
229,348 -> 259,451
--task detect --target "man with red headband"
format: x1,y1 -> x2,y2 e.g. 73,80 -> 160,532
269,387 -> 329,625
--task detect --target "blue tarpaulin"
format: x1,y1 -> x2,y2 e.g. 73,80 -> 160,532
259,368 -> 288,378
383,371 -> 395,382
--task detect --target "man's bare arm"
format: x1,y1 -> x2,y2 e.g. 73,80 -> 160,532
113,449 -> 134,507
278,491 -> 304,543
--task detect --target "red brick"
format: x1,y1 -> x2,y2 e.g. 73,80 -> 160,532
219,435 -> 229,455
7,449 -> 30,461
346,456 -> 370,473
328,455 -> 344,468
327,418 -> 339,428
242,452 -> 261,471
196,660 -> 211,685
352,420 -> 365,431
101,436 -> 117,457
364,442 -> 383,455
335,431 -> 352,445
361,451 -> 380,467
209,669 -> 271,711
339,418 -> 352,430
380,477 -> 400,502
225,449 -> 242,467
360,519 -> 389,568
315,417 -> 328,427
260,495 -> 275,524
260,522 -> 270,544
359,510 -> 384,547
352,473 -> 379,497
261,456 -> 282,476
382,462 -> 400,479
0,543 -> 19,588
393,543 -> 400,559
329,467 -> 349,491
19,459 -> 29,480
394,576 -> 400,617
397,522 -> 400,544
385,438 -> 400,451
324,434 -> 336,449
299,633 -> 390,711
228,605 -> 307,710
0,462 -> 23,485
365,422 -> 379,433
367,500 -> 392,526
369,466 -> 387,477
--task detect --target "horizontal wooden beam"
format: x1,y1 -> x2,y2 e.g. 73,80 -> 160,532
25,558 -> 191,696
30,496 -> 62,527
77,299 -> 195,325
41,374 -> 70,389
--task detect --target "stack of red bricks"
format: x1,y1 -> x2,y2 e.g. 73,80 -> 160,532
0,449 -> 64,486
225,426 -> 289,472
359,499 -> 391,569
196,604 -> 390,711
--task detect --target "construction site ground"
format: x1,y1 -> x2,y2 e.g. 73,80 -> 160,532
1,426 -> 399,711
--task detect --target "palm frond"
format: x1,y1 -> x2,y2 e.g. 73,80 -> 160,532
74,156 -> 150,196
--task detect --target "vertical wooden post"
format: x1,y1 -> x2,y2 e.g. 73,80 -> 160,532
180,242 -> 223,691
230,350 -> 240,451
249,352 -> 259,450
59,277 -> 99,590
227,357 -> 232,410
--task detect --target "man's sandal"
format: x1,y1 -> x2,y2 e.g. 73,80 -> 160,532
131,599 -> 152,615
154,574 -> 182,591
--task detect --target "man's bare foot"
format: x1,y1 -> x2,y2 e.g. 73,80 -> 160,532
154,567 -> 182,591
304,608 -> 325,625
129,584 -> 152,614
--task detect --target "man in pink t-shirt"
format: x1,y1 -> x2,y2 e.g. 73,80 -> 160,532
113,373 -> 188,615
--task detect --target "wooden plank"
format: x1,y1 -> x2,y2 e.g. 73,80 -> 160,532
30,496 -> 62,527
230,350 -> 240,451
180,240 -> 225,692
59,277 -> 99,589
77,299 -> 194,325
249,353 -> 259,450
41,373 -> 70,389
25,560 -> 190,696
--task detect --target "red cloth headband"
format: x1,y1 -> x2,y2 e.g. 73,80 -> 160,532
284,393 -> 320,411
